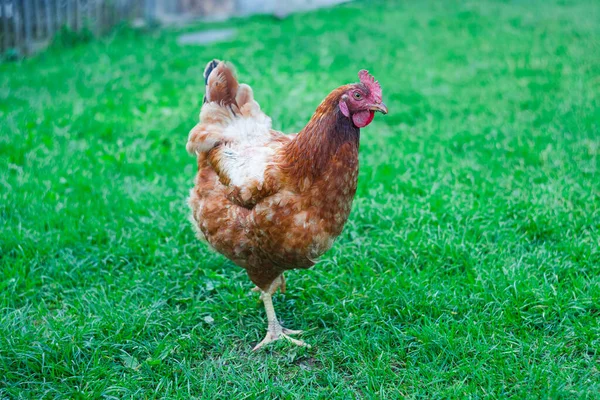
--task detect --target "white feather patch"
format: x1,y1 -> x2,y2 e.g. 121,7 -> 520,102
217,112 -> 273,187
192,92 -> 274,191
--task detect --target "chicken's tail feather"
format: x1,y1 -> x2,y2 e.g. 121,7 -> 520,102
204,60 -> 239,106
204,59 -> 219,85
187,60 -> 271,155
202,59 -> 220,103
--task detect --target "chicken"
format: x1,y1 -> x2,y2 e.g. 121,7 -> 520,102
186,60 -> 387,350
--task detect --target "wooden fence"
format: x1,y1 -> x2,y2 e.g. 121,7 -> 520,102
0,0 -> 346,56
0,0 -> 153,55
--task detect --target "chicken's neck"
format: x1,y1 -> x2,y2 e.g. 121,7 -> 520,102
282,92 -> 360,183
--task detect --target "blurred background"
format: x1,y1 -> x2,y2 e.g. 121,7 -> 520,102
1,0 -> 348,56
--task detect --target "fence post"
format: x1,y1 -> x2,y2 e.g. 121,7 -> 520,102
60,0 -> 64,31
15,0 -> 21,52
87,0 -> 94,28
145,0 -> 155,22
34,0 -> 40,38
22,0 -> 33,54
44,0 -> 53,39
75,0 -> 80,31
96,0 -> 103,35
55,0 -> 59,31
1,0 -> 8,52
66,0 -> 72,29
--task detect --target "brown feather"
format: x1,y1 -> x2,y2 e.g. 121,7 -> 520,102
206,62 -> 239,106
189,76 -> 365,290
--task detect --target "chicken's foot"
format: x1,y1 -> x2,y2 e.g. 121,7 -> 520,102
252,275 -> 308,351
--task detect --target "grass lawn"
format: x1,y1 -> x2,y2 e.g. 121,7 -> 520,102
1,0 -> 599,397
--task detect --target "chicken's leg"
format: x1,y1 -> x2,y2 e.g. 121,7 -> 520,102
252,276 -> 309,351
250,274 -> 286,294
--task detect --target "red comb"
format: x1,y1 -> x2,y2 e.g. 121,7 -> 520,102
358,70 -> 382,102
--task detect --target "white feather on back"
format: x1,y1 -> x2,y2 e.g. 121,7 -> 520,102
187,82 -> 275,192
215,108 -> 274,188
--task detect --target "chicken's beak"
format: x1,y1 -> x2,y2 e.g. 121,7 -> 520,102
370,103 -> 388,114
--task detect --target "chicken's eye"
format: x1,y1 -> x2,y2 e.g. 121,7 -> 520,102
353,92 -> 363,100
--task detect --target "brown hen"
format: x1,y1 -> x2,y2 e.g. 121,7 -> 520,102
187,60 -> 387,350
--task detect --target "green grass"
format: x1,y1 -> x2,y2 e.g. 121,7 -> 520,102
1,0 -> 599,397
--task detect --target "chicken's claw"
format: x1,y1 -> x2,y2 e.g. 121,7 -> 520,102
252,323 -> 309,351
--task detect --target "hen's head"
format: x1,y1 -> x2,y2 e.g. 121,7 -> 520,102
339,70 -> 387,128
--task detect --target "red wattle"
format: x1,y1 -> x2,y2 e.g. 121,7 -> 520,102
352,110 -> 375,128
